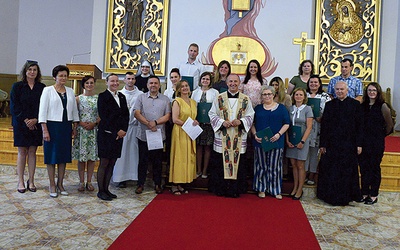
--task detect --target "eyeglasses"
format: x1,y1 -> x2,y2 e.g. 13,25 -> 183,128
367,89 -> 377,92
261,93 -> 273,96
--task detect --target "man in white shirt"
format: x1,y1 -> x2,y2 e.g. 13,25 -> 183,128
177,43 -> 205,90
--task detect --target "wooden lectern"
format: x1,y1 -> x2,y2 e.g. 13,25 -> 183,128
66,64 -> 102,95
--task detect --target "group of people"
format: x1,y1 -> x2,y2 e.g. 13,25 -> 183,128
10,46 -> 393,205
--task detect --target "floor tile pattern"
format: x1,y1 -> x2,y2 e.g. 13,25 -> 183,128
0,165 -> 399,249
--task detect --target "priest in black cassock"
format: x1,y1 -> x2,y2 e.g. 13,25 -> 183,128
317,81 -> 363,206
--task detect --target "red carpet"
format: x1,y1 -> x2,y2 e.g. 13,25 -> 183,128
109,191 -> 320,250
385,136 -> 400,153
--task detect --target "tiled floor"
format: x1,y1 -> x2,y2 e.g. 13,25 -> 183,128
0,165 -> 399,250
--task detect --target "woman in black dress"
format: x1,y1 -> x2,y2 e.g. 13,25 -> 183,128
97,73 -> 129,201
359,82 -> 393,204
10,60 -> 45,193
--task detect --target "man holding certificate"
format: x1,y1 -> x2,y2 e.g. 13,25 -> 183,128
208,74 -> 254,198
134,76 -> 171,194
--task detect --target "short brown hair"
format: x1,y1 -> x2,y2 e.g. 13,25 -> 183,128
291,88 -> 308,105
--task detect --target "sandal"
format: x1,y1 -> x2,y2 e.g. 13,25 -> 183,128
171,186 -> 181,195
178,185 -> 189,194
86,182 -> 95,191
78,182 -> 85,192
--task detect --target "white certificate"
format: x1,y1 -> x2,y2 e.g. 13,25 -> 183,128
145,129 -> 164,150
182,117 -> 203,140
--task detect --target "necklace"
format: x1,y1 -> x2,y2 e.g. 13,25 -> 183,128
54,84 -> 66,93
263,102 -> 275,110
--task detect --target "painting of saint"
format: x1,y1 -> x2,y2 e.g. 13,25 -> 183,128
329,0 -> 363,46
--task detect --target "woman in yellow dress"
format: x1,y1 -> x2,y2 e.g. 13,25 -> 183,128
169,80 -> 199,195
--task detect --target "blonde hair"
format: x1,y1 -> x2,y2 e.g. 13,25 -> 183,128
269,77 -> 286,103
175,80 -> 191,97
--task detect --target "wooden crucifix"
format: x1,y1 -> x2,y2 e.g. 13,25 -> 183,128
293,32 -> 315,64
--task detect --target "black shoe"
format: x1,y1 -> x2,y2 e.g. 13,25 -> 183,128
292,191 -> 303,200
365,197 -> 378,205
354,197 -> 365,203
225,193 -> 240,198
116,181 -> 127,188
155,185 -> 163,194
106,190 -> 117,199
135,185 -> 143,194
97,192 -> 112,201
27,180 -> 37,192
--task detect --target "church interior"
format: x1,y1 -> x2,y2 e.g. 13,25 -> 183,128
1,0 -> 400,249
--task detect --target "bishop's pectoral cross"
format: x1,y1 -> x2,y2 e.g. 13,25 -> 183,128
293,32 -> 315,64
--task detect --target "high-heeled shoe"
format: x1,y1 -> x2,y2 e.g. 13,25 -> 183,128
292,191 -> 303,200
57,185 -> 69,196
17,181 -> 26,193
49,187 -> 58,198
27,180 -> 37,192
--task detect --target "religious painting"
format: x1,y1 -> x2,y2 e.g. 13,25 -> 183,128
314,0 -> 381,82
231,48 -> 247,65
105,0 -> 169,75
203,0 -> 277,76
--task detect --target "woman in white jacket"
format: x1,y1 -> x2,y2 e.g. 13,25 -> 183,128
39,65 -> 79,198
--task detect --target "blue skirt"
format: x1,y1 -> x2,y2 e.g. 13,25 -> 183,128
43,120 -> 72,164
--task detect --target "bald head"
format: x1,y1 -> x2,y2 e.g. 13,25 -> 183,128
334,81 -> 348,100
227,74 -> 240,93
